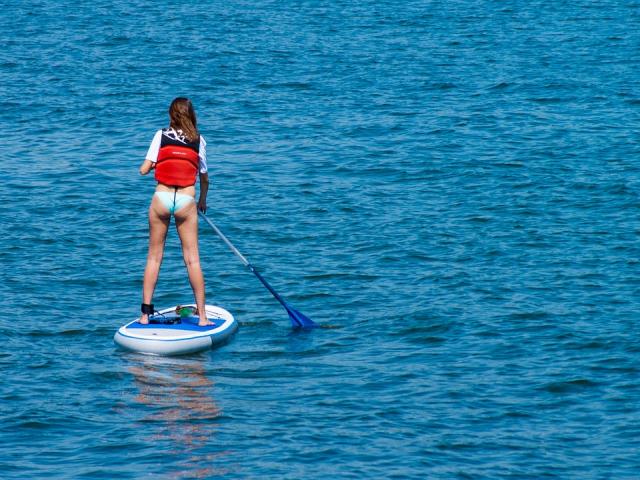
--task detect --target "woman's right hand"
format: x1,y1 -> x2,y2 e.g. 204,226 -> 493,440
198,198 -> 207,214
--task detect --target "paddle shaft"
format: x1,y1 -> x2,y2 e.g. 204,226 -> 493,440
199,212 -> 249,266
198,212 -> 289,309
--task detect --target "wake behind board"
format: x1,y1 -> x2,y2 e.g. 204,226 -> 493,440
114,304 -> 238,356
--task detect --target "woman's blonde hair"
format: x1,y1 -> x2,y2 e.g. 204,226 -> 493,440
169,97 -> 199,142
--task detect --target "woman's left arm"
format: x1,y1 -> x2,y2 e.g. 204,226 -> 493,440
139,159 -> 155,175
141,130 -> 161,175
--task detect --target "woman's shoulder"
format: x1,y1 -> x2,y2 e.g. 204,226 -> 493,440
148,129 -> 163,143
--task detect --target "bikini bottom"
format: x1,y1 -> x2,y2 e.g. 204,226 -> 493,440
154,191 -> 194,215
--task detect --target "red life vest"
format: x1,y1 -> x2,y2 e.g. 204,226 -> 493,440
154,129 -> 200,187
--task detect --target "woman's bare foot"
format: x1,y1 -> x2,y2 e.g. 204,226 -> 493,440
198,317 -> 214,327
139,314 -> 149,325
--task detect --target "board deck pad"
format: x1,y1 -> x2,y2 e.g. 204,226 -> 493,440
127,315 -> 221,331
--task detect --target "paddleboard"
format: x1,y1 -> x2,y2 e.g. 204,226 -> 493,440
114,304 -> 238,356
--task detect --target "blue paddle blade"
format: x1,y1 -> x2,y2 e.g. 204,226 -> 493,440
286,305 -> 317,329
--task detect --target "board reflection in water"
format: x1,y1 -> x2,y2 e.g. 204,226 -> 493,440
128,356 -> 234,478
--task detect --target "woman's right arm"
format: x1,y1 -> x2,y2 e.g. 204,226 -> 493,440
198,173 -> 209,213
197,135 -> 209,213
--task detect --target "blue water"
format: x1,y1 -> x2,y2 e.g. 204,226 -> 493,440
1,1 -> 640,478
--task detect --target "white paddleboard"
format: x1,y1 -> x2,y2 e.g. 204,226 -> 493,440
114,304 -> 238,356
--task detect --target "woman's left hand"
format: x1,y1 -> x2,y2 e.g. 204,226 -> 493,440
197,198 -> 207,214
139,159 -> 155,175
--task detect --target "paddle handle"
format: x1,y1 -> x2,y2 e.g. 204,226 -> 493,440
198,211 -> 250,266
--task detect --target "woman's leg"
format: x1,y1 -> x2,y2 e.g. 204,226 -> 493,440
174,202 -> 212,326
140,196 -> 170,324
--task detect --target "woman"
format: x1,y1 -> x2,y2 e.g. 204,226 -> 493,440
138,97 -> 213,326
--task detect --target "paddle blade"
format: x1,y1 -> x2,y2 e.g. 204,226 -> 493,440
287,306 -> 317,329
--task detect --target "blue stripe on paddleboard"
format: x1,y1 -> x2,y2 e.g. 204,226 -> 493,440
116,321 -> 237,343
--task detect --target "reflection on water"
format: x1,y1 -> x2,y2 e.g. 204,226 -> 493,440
128,355 -> 232,479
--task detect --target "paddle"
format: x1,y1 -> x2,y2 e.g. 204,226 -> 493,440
198,211 -> 317,329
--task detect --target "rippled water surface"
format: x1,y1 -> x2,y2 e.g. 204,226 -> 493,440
1,1 -> 640,478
